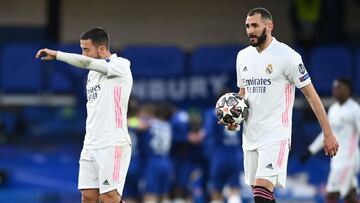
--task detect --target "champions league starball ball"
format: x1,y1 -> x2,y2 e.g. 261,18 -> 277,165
215,92 -> 249,125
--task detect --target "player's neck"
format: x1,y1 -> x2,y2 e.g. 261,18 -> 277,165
100,51 -> 112,59
256,36 -> 273,53
338,97 -> 350,105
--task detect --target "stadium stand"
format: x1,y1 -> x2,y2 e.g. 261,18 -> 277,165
309,45 -> 352,95
190,45 -> 243,74
122,46 -> 186,78
0,43 -> 44,93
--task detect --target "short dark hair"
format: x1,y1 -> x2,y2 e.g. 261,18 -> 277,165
247,7 -> 273,21
336,77 -> 353,95
80,27 -> 110,49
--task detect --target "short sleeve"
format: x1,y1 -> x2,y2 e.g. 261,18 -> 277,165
284,52 -> 311,89
236,52 -> 246,88
106,57 -> 131,78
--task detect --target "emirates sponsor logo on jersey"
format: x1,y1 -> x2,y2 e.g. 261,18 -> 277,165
243,77 -> 271,93
87,84 -> 101,102
243,77 -> 272,86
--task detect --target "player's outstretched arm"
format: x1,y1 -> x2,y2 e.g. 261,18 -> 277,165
36,48 -> 108,74
300,83 -> 339,157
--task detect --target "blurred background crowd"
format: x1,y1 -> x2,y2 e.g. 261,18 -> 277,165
0,0 -> 360,202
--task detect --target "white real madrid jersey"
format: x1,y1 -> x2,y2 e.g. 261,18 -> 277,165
236,38 -> 311,150
309,99 -> 360,168
84,54 -> 133,149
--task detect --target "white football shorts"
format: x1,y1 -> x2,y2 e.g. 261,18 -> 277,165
244,138 -> 290,188
78,145 -> 131,194
326,164 -> 359,197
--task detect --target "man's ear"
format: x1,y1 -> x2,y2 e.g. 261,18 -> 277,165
267,21 -> 274,32
99,45 -> 107,52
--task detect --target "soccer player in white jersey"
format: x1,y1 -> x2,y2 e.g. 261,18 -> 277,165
223,8 -> 339,203
36,27 -> 132,203
301,78 -> 360,203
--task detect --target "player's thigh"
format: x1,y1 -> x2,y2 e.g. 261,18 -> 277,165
94,145 -> 132,195
80,188 -> 99,202
99,189 -> 122,203
256,139 -> 290,188
78,148 -> 99,191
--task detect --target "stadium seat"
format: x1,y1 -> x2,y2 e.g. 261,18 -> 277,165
309,46 -> 352,96
355,50 -> 360,95
0,43 -> 43,93
122,46 -> 186,78
191,45 -> 244,74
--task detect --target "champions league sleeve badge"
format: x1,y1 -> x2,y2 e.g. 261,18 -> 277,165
298,63 -> 306,74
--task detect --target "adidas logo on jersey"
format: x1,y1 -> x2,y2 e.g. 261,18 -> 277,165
265,163 -> 273,169
103,180 -> 110,185
243,66 -> 248,71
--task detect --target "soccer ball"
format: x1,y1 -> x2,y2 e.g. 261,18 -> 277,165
215,92 -> 249,124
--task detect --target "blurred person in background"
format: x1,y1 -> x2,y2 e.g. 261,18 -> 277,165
170,108 -> 194,203
223,7 -> 338,203
204,90 -> 243,203
138,103 -> 174,203
187,111 -> 208,203
170,108 -> 207,203
290,0 -> 323,50
123,97 -> 142,203
36,27 -> 133,203
301,78 -> 360,203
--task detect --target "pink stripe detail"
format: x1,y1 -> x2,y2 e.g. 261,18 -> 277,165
118,87 -> 122,128
281,84 -> 293,127
253,194 -> 274,200
277,139 -> 287,168
114,86 -> 123,128
253,188 -> 274,200
114,87 -> 118,127
348,131 -> 357,156
253,191 -> 274,200
339,166 -> 349,184
112,146 -> 122,181
277,141 -> 284,167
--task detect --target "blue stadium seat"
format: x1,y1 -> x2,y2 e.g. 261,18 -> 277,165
47,44 -> 86,94
0,43 -> 43,93
191,45 -> 244,74
355,50 -> 360,95
121,46 -> 186,77
309,46 -> 352,95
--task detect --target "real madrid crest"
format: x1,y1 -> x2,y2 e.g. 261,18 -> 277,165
265,64 -> 273,74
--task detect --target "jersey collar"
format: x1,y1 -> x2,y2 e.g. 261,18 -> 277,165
105,54 -> 117,62
254,37 -> 277,54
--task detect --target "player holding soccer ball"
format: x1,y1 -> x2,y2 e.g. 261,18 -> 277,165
220,8 -> 339,203
36,27 -> 132,203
